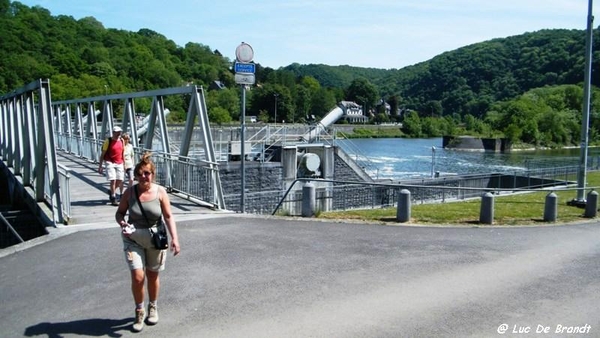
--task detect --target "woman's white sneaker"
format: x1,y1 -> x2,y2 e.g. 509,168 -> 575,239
133,308 -> 146,332
147,303 -> 159,325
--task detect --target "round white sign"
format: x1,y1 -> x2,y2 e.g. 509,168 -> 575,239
236,42 -> 254,63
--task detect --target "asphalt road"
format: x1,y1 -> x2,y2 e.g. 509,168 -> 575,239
1,215 -> 599,337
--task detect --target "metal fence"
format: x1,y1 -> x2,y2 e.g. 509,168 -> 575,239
271,166 -> 583,216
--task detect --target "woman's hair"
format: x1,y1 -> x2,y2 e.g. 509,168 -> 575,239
122,133 -> 130,141
134,152 -> 156,179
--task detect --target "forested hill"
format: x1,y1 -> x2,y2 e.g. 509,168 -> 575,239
1,0 -> 598,131
285,28 -> 600,116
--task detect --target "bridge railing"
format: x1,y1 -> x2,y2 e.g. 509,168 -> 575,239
50,163 -> 71,220
52,85 -> 225,211
55,132 -> 223,209
0,79 -> 65,224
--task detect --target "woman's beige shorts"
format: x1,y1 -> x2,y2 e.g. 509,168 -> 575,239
122,228 -> 166,272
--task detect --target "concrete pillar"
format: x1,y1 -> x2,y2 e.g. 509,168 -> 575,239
396,189 -> 411,223
321,146 -> 335,212
302,182 -> 316,217
543,192 -> 558,222
479,192 -> 494,225
281,146 -> 298,181
321,145 -> 335,180
585,190 -> 598,218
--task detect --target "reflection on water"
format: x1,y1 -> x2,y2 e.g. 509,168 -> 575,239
337,138 -> 595,180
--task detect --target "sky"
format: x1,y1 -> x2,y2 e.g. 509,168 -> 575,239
17,0 -> 600,70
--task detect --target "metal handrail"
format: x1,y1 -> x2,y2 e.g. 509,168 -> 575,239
0,213 -> 24,244
322,128 -> 380,179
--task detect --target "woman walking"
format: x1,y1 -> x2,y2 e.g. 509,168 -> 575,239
120,133 -> 135,198
115,152 -> 181,332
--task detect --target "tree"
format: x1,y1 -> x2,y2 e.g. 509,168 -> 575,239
426,100 -> 443,117
388,95 -> 400,120
299,76 -> 321,96
294,86 -> 311,124
0,0 -> 9,15
402,111 -> 422,137
249,84 -> 293,123
208,106 -> 232,125
310,88 -> 337,119
206,88 -> 240,121
346,78 -> 378,108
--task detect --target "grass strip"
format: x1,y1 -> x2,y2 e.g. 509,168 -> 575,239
319,172 -> 600,226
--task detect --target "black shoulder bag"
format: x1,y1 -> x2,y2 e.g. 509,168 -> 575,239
134,185 -> 169,250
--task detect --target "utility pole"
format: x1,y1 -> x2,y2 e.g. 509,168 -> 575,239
573,0 -> 594,205
274,93 -> 279,125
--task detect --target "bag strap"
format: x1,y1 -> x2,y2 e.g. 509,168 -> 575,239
134,185 -> 151,227
134,185 -> 163,229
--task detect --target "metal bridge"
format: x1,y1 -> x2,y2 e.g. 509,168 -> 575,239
0,79 -> 226,237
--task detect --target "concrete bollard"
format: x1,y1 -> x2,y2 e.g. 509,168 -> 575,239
301,182 -> 316,217
543,192 -> 558,222
396,189 -> 411,223
585,190 -> 598,218
479,192 -> 494,225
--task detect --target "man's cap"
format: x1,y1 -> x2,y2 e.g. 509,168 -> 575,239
113,126 -> 122,132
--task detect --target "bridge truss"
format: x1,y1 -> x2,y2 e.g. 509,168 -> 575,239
1,80 -> 225,226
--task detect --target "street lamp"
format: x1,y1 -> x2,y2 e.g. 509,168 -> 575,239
274,93 -> 279,125
218,129 -> 223,161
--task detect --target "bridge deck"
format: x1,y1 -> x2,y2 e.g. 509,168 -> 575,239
56,151 -> 223,225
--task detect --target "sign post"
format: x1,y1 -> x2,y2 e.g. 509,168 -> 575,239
235,42 -> 255,213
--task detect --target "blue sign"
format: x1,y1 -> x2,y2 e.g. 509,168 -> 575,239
235,62 -> 255,74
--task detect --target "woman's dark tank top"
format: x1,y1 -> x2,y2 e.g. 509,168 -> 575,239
128,185 -> 162,228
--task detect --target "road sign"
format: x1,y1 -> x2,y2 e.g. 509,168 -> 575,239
236,42 -> 254,62
235,73 -> 255,85
235,62 -> 255,74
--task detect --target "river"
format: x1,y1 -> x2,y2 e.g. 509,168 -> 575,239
336,138 -> 595,181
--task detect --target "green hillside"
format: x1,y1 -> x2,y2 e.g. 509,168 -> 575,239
286,29 -> 600,117
1,0 -> 599,147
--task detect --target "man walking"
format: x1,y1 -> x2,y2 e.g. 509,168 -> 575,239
98,126 -> 125,206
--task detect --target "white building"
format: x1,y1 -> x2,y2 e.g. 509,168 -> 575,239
340,100 -> 369,123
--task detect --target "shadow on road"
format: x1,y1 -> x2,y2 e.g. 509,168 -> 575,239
24,317 -> 132,337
